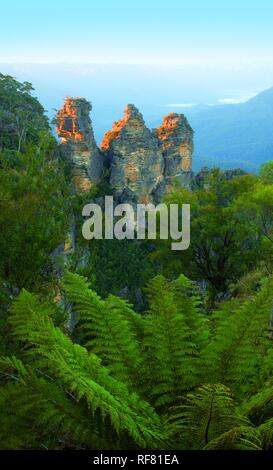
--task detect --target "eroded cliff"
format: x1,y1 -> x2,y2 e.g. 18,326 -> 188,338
156,112 -> 193,193
57,98 -> 103,192
101,104 -> 164,203
57,99 -> 193,201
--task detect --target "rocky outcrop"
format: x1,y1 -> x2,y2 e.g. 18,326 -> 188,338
57,98 -> 194,201
101,106 -> 193,202
101,104 -> 164,203
194,167 -> 246,189
155,112 -> 193,193
57,98 -> 103,192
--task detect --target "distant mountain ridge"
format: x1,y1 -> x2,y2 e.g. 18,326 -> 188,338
184,87 -> 273,172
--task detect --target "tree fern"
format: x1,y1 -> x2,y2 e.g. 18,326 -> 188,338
258,418 -> 273,450
0,357 -> 107,449
166,384 -> 248,449
142,275 -> 209,410
240,384 -> 273,426
172,275 -> 210,381
62,271 -> 143,388
204,277 -> 273,397
204,425 -> 262,450
2,289 -> 166,449
2,270 -> 273,450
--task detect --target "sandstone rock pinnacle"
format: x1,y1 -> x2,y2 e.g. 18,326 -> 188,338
101,104 -> 164,204
156,112 -> 193,192
57,98 -> 194,201
57,98 -> 103,192
101,105 -> 193,202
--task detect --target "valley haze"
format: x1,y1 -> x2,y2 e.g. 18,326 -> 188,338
1,62 -> 272,172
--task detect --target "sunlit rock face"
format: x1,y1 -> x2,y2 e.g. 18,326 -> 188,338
156,113 -> 193,193
57,98 -> 193,200
57,98 -> 103,192
101,105 -> 193,203
101,104 -> 164,203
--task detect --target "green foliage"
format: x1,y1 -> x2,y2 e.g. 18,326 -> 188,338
167,384 -> 249,449
1,268 -> 273,450
258,418 -> 273,450
152,169 -> 272,307
240,385 -> 273,426
1,75 -> 273,451
0,74 -> 71,292
82,238 -> 152,305
63,272 -> 143,388
142,275 -> 209,409
0,288 -> 165,449
205,277 -> 273,397
0,148 -> 71,289
0,74 -> 50,152
204,426 -> 262,450
259,160 -> 273,184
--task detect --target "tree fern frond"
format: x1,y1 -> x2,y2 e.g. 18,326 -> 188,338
258,418 -> 273,450
5,289 -> 166,449
62,271 -> 143,388
142,275 -> 209,410
204,426 -> 262,450
204,276 -> 273,397
240,384 -> 273,425
0,357 -> 110,449
166,384 -> 247,449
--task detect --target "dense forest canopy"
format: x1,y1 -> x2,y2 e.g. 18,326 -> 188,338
1,75 -> 273,450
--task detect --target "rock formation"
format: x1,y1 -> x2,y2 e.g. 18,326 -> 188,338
194,167 -> 246,189
57,98 -> 103,192
156,112 -> 193,193
101,104 -> 164,204
57,99 -> 193,201
101,105 -> 193,202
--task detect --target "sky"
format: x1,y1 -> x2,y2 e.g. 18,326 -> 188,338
1,0 -> 273,66
1,0 -> 273,140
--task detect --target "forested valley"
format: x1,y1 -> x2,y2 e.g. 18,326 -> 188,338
1,74 -> 273,450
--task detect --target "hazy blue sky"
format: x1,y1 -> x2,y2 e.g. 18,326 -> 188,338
1,0 -> 273,66
1,0 -> 273,140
